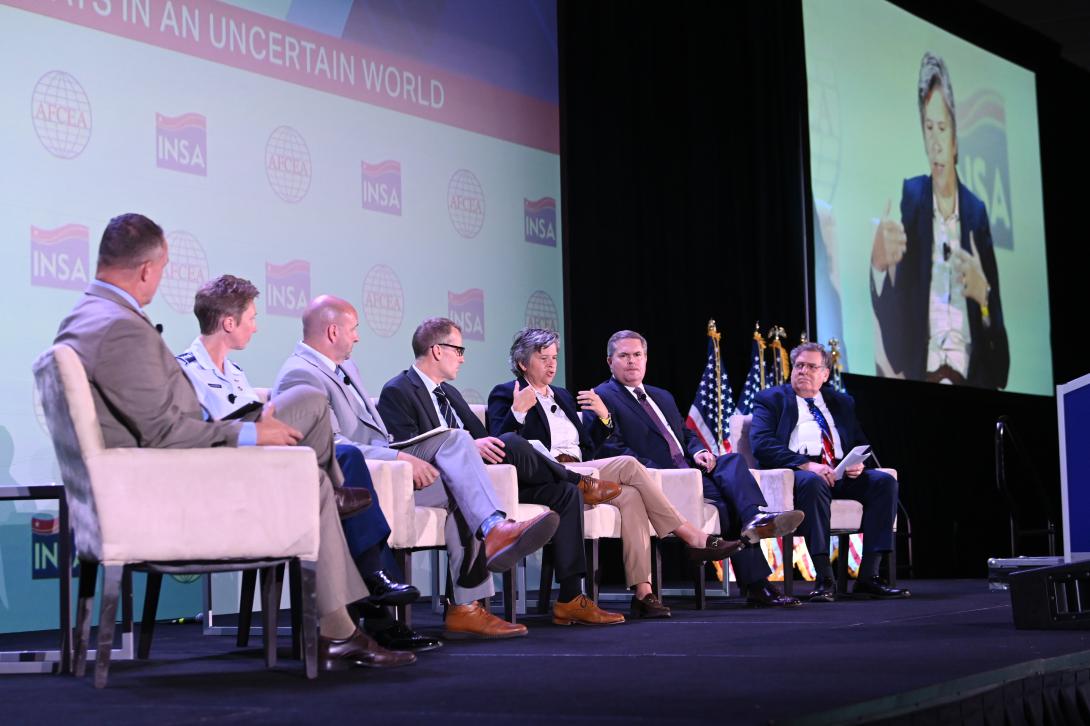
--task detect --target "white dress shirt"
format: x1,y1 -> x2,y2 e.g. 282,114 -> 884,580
789,391 -> 844,460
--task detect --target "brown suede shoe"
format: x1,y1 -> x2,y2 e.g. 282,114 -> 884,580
444,601 -> 528,639
318,629 -> 416,670
552,594 -> 625,626
333,486 -> 372,519
576,476 -> 622,506
484,511 -> 560,573
686,534 -> 745,562
630,593 -> 671,619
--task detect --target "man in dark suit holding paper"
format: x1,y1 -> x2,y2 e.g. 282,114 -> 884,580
750,342 -> 908,601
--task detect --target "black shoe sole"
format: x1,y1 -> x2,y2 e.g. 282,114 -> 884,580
365,588 -> 421,607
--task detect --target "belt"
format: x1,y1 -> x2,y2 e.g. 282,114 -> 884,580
555,453 -> 580,463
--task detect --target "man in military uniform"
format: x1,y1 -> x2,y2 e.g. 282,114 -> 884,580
179,274 -> 440,651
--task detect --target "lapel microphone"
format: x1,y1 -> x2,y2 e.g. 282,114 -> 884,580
343,374 -> 351,386
227,394 -> 236,404
155,323 -> 164,334
942,242 -> 951,262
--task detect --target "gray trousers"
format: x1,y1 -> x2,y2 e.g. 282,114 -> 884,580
403,430 -> 502,604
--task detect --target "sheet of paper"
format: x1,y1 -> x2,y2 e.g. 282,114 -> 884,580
834,445 -> 872,480
527,439 -> 558,462
389,426 -> 450,449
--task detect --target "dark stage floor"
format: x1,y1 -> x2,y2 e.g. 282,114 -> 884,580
1,579 -> 1088,725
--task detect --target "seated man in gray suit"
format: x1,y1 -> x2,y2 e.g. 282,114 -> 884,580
52,213 -> 413,671
273,295 -> 559,639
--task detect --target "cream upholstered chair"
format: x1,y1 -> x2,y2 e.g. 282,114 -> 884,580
32,345 -> 321,687
728,412 -> 898,594
367,400 -> 520,625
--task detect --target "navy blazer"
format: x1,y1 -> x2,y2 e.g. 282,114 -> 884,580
750,383 -> 870,471
377,368 -> 487,442
592,377 -> 704,469
487,378 -> 609,460
871,174 -> 1009,389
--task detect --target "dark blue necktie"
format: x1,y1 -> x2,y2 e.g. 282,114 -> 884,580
433,387 -> 460,429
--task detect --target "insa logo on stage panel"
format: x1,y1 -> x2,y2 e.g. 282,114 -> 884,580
30,514 -> 77,579
266,126 -> 312,203
525,290 -> 559,331
160,230 -> 209,314
362,160 -> 402,215
957,90 -> 1014,250
524,197 -> 557,246
362,264 -> 404,337
156,112 -> 207,176
448,288 -> 485,341
448,169 -> 485,238
31,70 -> 92,159
266,260 -> 310,316
31,224 -> 89,291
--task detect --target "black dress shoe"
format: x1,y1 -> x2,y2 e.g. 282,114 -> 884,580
368,621 -> 443,652
740,510 -> 805,544
334,487 -> 372,519
318,629 -> 416,670
363,570 -> 420,606
852,576 -> 911,600
746,582 -> 801,608
807,576 -> 836,603
630,593 -> 671,619
686,534 -> 745,562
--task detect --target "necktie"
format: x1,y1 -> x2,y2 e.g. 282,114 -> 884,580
433,387 -> 460,429
633,387 -> 688,469
803,397 -> 836,465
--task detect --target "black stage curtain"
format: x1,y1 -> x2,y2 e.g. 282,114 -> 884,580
560,0 -> 1089,577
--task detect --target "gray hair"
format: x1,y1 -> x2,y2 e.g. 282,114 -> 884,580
789,342 -> 830,368
509,328 -> 560,377
606,330 -> 647,357
917,51 -> 957,161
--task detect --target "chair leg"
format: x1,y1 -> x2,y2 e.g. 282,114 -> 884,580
58,495 -> 73,675
586,540 -> 599,603
650,539 -> 662,600
237,569 -> 257,647
781,536 -> 794,596
502,570 -> 516,624
837,534 -> 850,595
537,543 -> 555,614
259,566 -> 281,668
137,572 -> 163,659
289,563 -> 302,660
694,561 -> 707,610
73,559 -> 98,678
297,560 -> 318,679
94,565 -> 124,688
394,549 -> 412,627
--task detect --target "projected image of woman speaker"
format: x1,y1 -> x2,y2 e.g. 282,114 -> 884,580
869,52 -> 1009,389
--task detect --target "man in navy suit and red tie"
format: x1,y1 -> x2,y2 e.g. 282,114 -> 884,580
750,342 -> 909,601
593,330 -> 805,608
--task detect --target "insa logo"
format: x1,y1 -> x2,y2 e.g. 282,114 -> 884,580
448,288 -> 485,341
361,264 -> 404,337
31,224 -> 89,291
31,70 -> 92,159
448,169 -> 485,238
362,160 -> 402,215
266,260 -> 310,316
157,112 -> 207,176
160,230 -> 209,314
525,290 -> 559,331
957,90 -> 1013,250
524,197 -> 557,247
266,126 -> 312,203
31,514 -> 78,580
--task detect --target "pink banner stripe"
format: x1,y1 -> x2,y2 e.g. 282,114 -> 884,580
268,259 -> 310,276
31,224 -> 89,244
156,112 -> 207,130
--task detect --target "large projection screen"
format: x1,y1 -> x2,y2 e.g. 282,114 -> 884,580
0,0 -> 562,630
803,0 -> 1051,395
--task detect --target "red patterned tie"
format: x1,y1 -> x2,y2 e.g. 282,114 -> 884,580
804,397 -> 836,466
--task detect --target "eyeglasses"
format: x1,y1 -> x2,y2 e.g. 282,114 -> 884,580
436,343 -> 466,356
792,361 -> 827,372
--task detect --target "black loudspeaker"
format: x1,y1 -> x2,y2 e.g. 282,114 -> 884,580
1009,559 -> 1090,630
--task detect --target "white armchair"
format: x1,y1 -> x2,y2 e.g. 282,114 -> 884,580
33,345 -> 321,687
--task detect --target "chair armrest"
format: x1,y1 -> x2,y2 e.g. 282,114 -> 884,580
366,459 -> 416,549
877,467 -> 898,480
87,446 -> 320,564
655,468 -> 704,524
486,464 -> 519,519
751,468 -> 795,512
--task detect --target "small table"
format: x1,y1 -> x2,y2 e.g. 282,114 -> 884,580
0,483 -> 71,674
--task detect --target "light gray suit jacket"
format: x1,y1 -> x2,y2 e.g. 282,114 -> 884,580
273,343 -> 398,461
53,284 -> 242,449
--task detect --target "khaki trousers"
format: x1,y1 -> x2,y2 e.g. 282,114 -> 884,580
581,455 -> 684,588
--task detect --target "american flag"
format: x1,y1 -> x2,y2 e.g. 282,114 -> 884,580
685,338 -> 735,455
736,338 -> 767,415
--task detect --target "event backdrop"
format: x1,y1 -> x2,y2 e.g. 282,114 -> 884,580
0,0 -> 561,631
804,0 -> 1051,395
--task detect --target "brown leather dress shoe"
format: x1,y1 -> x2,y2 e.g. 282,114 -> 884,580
686,534 -> 745,562
484,511 -> 560,573
740,510 -> 805,544
630,593 -> 671,619
318,629 -> 416,670
552,594 -> 625,625
746,582 -> 801,608
576,476 -> 622,506
334,486 -> 372,519
444,601 -> 528,639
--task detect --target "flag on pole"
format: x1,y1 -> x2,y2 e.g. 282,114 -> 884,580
737,336 -> 767,415
686,322 -> 735,455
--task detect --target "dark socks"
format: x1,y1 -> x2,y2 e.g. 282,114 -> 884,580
813,554 -> 833,580
558,576 -> 583,602
356,542 -> 383,577
858,551 -> 881,580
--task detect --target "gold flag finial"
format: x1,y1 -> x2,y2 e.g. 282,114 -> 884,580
707,319 -> 721,342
